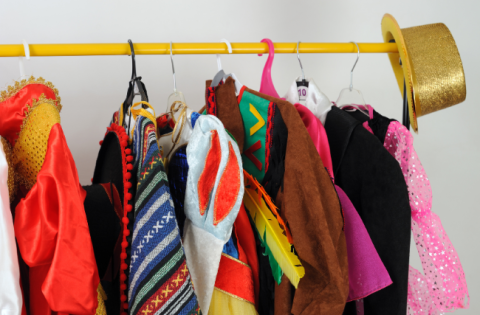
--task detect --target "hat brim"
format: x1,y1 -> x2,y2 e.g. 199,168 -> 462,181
381,13 -> 418,132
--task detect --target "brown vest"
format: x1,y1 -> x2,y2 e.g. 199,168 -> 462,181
207,78 -> 348,315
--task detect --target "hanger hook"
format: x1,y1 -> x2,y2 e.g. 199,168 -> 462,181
128,39 -> 137,81
221,39 -> 233,54
297,41 -> 305,81
23,40 -> 30,60
19,39 -> 30,80
170,41 -> 177,93
349,41 -> 360,91
216,39 -> 232,71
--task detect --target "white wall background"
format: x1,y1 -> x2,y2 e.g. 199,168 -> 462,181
1,0 -> 478,313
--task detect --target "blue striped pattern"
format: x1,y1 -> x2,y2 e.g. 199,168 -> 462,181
128,115 -> 200,315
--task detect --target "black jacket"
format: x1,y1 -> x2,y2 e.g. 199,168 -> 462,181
325,106 -> 411,315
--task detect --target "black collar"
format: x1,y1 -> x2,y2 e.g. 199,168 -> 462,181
324,106 -> 362,177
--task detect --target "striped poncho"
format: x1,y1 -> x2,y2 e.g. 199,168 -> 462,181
128,115 -> 200,315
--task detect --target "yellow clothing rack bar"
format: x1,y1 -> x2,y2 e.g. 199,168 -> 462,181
0,42 -> 398,57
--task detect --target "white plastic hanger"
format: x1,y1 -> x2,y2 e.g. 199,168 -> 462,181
212,39 -> 242,94
216,38 -> 232,72
166,41 -> 186,114
336,42 -> 369,117
18,40 -> 30,80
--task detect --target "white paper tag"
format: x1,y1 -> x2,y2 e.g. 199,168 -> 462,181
298,86 -> 308,101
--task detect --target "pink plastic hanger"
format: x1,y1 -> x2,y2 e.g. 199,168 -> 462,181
258,38 -> 280,98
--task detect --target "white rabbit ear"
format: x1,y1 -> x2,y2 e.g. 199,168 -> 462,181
213,141 -> 241,226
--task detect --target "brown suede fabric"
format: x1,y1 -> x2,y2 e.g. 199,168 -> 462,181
275,273 -> 294,315
211,81 -> 349,315
205,78 -> 245,152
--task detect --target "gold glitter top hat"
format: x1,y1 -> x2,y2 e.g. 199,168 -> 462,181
381,14 -> 466,132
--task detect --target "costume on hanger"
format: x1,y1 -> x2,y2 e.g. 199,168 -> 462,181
284,77 -> 332,125
209,203 -> 259,315
0,137 -> 22,315
205,77 -> 348,315
324,106 -> 411,315
183,114 -> 244,314
159,107 -> 260,314
348,107 -> 469,314
157,104 -> 200,234
82,115 -> 136,314
127,111 -> 200,315
0,77 -> 100,315
294,103 -> 392,302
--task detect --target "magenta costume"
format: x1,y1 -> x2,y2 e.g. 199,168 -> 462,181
294,103 -> 392,302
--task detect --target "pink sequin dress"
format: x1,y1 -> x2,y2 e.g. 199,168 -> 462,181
353,105 -> 470,314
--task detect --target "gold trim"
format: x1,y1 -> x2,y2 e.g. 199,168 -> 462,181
12,101 -> 61,190
17,94 -> 60,144
0,76 -> 62,112
1,137 -> 16,202
221,253 -> 251,269
213,287 -> 256,306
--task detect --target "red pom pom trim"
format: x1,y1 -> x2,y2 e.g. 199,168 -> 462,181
104,122 -> 134,312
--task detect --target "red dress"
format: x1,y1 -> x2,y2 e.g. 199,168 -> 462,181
0,78 -> 99,315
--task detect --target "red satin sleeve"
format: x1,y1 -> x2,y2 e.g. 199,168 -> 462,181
234,203 -> 260,308
14,123 -> 99,314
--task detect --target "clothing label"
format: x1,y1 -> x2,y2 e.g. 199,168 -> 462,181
298,86 -> 308,101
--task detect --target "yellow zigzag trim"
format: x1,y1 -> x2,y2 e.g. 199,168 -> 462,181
249,103 -> 265,136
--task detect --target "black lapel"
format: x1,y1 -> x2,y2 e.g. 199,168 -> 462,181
324,106 -> 361,177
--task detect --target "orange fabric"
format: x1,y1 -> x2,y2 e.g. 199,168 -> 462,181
14,124 -> 99,315
213,142 -> 241,225
213,203 -> 259,309
215,254 -> 255,305
234,203 -> 260,309
0,84 -> 57,146
198,130 -> 221,215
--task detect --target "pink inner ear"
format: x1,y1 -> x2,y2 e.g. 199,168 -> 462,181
197,130 -> 221,215
213,142 -> 241,226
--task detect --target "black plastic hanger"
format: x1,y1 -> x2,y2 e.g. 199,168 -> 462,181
123,39 -> 149,130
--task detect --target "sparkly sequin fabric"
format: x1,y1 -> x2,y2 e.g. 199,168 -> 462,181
382,121 -> 469,314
